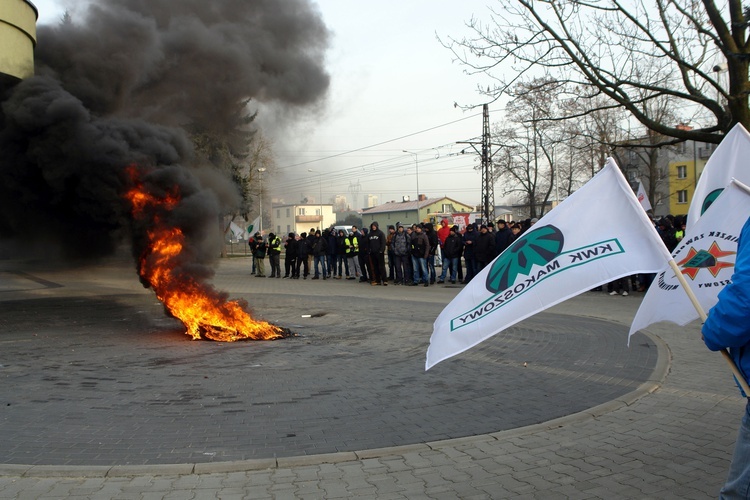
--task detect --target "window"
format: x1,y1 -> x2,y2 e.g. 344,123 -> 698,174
298,208 -> 305,215
276,209 -> 280,218
676,165 -> 687,179
677,190 -> 688,203
286,208 -> 291,218
286,225 -> 290,233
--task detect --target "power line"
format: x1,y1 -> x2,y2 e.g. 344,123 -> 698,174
275,112 -> 484,170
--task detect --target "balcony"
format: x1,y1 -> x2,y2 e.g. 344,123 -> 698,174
296,215 -> 322,223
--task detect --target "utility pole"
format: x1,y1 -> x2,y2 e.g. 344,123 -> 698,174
257,167 -> 266,233
457,104 -> 496,224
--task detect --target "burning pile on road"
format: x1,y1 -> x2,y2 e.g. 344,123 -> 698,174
0,0 -> 329,342
125,166 -> 286,341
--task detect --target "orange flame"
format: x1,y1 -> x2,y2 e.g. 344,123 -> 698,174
124,166 -> 283,341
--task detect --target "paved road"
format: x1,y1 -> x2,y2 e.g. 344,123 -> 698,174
0,255 -> 743,498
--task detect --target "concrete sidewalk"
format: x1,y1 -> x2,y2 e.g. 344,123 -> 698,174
0,255 -> 743,498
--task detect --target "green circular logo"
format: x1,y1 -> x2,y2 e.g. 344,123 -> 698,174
486,225 -> 564,293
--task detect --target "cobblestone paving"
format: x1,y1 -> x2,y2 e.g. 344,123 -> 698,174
0,256 -> 742,498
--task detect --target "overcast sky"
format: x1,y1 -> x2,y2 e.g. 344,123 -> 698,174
31,0 -> 500,209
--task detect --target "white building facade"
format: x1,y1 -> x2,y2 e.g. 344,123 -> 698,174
272,203 -> 334,236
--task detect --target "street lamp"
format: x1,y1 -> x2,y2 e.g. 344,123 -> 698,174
257,167 -> 266,233
402,149 -> 420,203
403,149 -> 421,222
307,168 -> 323,230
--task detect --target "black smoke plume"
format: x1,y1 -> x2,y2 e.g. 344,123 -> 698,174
0,0 -> 330,265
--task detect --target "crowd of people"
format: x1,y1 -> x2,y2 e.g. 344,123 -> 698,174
244,218 -> 537,287
243,213 -> 687,292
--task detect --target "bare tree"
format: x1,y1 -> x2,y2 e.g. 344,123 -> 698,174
493,79 -> 566,217
561,88 -> 628,177
244,133 -> 277,230
443,0 -> 749,144
191,109 -> 278,257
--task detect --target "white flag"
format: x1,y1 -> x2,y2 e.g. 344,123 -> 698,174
229,221 -> 248,240
636,180 -> 652,212
628,180 -> 750,342
687,123 -> 750,229
247,216 -> 261,235
426,159 -> 672,370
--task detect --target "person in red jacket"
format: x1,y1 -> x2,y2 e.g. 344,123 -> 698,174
437,218 -> 451,246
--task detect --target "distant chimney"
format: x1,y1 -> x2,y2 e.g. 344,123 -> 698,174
676,123 -> 694,131
418,194 -> 427,201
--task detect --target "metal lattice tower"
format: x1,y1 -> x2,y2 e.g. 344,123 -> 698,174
481,104 -> 495,223
456,104 -> 498,224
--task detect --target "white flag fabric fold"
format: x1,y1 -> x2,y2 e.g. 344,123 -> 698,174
229,221 -> 249,240
628,180 -> 750,342
247,216 -> 261,235
426,159 -> 672,370
687,123 -> 750,229
636,180 -> 652,212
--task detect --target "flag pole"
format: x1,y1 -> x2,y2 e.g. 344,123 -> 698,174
667,259 -> 750,395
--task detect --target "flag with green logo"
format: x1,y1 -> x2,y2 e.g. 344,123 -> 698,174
686,123 -> 750,229
629,180 -> 750,342
247,216 -> 261,235
426,158 -> 673,370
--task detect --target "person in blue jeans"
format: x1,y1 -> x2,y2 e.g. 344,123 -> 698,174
437,226 -> 462,284
462,223 -> 478,283
410,224 -> 430,287
311,230 -> 328,280
424,222 -> 439,283
703,214 -> 750,499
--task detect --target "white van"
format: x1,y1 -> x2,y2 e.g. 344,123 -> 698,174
332,225 -> 353,236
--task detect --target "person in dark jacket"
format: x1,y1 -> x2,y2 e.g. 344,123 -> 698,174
386,225 -> 397,282
325,228 -> 337,279
305,228 -> 315,275
367,221 -> 388,286
657,217 -> 678,252
424,222 -> 439,283
508,223 -> 522,244
267,232 -> 282,278
391,224 -> 412,285
251,233 -> 267,277
346,227 -> 362,280
295,232 -> 310,279
410,224 -> 430,286
474,224 -> 496,272
283,232 -> 298,278
462,223 -> 478,283
353,226 -> 369,282
495,219 -> 512,256
312,230 -> 328,279
437,226 -> 463,284
335,229 -> 349,278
